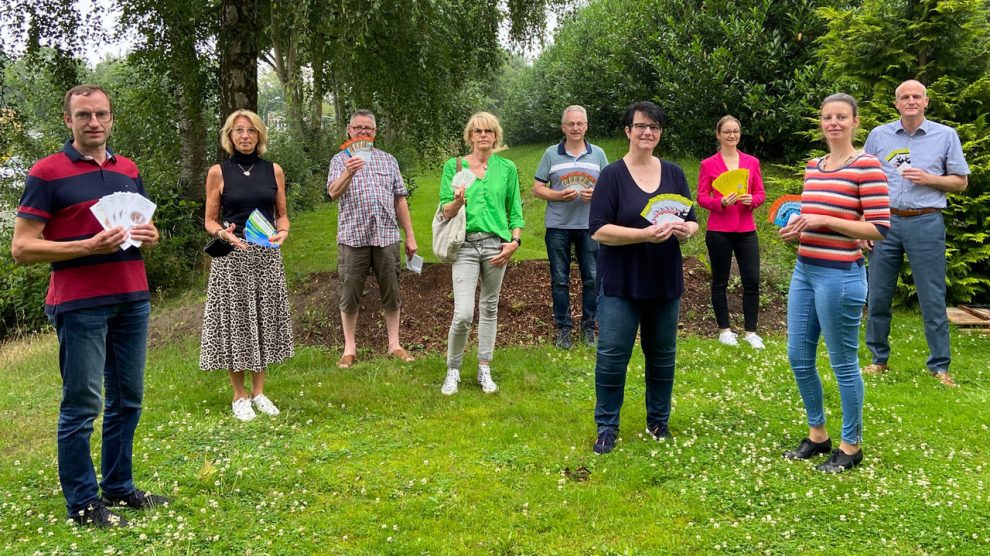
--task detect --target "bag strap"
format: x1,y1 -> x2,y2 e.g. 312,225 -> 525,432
456,157 -> 462,172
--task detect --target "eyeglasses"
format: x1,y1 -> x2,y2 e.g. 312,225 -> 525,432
629,123 -> 661,133
232,127 -> 259,136
73,111 -> 113,124
349,126 -> 377,133
563,122 -> 587,128
720,130 -> 741,135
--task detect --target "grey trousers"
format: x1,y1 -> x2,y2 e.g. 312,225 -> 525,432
446,233 -> 508,369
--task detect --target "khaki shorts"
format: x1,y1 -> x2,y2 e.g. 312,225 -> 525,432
338,242 -> 401,313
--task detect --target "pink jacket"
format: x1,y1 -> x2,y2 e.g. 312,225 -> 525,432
697,151 -> 766,233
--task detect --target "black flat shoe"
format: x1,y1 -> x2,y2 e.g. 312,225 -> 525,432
783,437 -> 832,460
816,448 -> 863,473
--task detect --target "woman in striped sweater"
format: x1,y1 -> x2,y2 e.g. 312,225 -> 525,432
779,93 -> 890,473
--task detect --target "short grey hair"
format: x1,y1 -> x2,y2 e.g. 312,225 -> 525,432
821,93 -> 858,117
349,109 -> 376,126
561,105 -> 587,124
894,79 -> 927,99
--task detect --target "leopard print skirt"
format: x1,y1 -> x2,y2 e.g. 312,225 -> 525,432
199,244 -> 294,372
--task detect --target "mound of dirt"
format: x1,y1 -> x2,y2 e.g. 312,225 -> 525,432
150,257 -> 787,355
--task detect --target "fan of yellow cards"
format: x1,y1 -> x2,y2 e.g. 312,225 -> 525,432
712,168 -> 749,197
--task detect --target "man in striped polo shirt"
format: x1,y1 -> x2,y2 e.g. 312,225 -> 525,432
863,80 -> 970,387
532,105 -> 609,349
11,85 -> 169,527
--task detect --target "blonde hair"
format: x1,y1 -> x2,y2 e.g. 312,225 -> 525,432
463,111 -> 506,152
220,109 -> 268,156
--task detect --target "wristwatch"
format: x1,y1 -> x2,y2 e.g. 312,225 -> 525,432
512,237 -> 522,246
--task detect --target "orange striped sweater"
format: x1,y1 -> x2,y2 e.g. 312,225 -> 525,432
799,154 -> 890,268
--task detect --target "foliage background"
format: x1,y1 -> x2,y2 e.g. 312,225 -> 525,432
2,0 -> 990,339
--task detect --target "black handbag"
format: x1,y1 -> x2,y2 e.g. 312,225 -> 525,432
203,236 -> 234,257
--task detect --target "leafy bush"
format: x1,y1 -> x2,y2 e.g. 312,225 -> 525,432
817,0 -> 990,304
500,0 -> 840,160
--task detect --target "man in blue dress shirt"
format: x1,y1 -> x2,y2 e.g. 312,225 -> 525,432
862,80 -> 970,387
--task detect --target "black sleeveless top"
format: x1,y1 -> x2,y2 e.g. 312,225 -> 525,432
220,151 -> 277,238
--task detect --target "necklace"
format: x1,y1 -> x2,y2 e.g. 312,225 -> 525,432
823,152 -> 856,171
236,162 -> 255,176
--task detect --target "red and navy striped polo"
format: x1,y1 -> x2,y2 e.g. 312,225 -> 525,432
16,141 -> 150,316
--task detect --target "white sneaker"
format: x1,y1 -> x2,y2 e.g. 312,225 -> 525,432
718,330 -> 739,346
743,333 -> 765,350
231,398 -> 256,421
252,394 -> 280,416
441,368 -> 460,395
477,365 -> 498,394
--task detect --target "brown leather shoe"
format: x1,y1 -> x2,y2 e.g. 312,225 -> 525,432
337,354 -> 357,369
389,348 -> 414,362
935,372 -> 958,387
861,363 -> 888,375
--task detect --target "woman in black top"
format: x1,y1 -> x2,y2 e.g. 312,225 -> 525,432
588,101 -> 699,454
200,110 -> 294,421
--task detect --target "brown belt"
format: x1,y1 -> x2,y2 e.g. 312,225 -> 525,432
890,207 -> 941,217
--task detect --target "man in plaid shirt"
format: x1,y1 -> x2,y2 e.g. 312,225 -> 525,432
327,109 -> 417,368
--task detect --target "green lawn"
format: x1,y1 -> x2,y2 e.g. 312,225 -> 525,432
2,317 -> 988,554
3,142 -> 987,554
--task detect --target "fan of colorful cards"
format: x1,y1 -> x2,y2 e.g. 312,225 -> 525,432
641,193 -> 693,225
712,168 -> 749,197
243,209 -> 279,248
768,195 -> 802,227
560,171 -> 597,192
341,136 -> 374,160
89,191 -> 157,250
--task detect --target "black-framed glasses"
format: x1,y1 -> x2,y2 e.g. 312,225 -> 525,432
72,111 -> 113,124
629,123 -> 660,133
349,125 -> 377,133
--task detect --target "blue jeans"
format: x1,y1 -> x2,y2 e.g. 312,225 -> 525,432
594,292 -> 680,433
866,212 -> 950,373
52,301 -> 150,516
545,228 -> 598,332
787,261 -> 866,445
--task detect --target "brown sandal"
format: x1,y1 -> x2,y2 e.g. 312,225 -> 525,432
337,354 -> 357,369
389,348 -> 414,362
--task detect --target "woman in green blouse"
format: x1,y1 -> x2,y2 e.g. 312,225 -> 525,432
438,112 -> 525,395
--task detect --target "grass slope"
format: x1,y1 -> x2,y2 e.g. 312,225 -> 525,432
1,320 -> 988,554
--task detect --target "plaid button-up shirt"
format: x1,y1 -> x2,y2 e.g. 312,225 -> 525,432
327,149 -> 408,247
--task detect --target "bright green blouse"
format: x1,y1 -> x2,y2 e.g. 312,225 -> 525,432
439,154 -> 525,242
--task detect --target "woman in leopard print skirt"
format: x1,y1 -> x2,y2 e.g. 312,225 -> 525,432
200,109 -> 294,421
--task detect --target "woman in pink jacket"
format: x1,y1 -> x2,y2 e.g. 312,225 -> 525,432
697,116 -> 767,348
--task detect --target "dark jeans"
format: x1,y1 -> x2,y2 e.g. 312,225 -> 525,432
705,230 -> 760,331
52,301 -> 150,516
866,212 -> 950,372
594,292 -> 680,433
545,228 -> 598,332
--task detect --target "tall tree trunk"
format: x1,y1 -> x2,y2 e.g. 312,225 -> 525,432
174,41 -> 208,202
310,47 -> 324,133
219,0 -> 259,158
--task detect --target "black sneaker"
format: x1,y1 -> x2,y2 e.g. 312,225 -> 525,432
102,489 -> 172,510
555,329 -> 573,350
581,327 -> 598,347
646,423 -> 672,440
783,437 -> 833,460
816,449 -> 863,473
593,429 -> 618,454
70,500 -> 129,528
